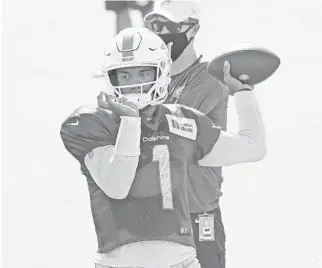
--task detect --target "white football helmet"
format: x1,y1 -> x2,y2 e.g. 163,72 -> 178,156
101,27 -> 172,109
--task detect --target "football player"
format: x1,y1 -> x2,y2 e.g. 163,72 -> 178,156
61,27 -> 266,268
144,1 -> 229,267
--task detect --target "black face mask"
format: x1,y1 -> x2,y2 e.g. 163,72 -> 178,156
158,27 -> 193,62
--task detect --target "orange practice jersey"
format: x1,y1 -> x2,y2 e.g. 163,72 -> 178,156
61,104 -> 220,254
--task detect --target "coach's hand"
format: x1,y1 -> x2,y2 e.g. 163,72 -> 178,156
97,91 -> 139,117
223,61 -> 254,95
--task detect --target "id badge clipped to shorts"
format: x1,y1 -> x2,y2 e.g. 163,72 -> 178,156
198,213 -> 215,241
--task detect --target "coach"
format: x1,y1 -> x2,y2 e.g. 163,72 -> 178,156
145,1 -> 228,267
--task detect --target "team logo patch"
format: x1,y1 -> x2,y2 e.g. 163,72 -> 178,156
179,226 -> 192,236
165,114 -> 197,140
171,86 -> 185,103
88,150 -> 94,159
161,0 -> 172,6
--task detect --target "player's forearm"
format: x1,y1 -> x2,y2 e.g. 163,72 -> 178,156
85,150 -> 139,199
84,117 -> 141,199
198,91 -> 266,167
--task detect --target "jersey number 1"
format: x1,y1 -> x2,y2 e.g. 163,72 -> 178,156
152,144 -> 174,210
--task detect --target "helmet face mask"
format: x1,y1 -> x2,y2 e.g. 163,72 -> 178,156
101,27 -> 172,109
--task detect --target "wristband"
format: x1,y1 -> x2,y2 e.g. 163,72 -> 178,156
238,88 -> 252,92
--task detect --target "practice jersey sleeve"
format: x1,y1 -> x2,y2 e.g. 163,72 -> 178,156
179,105 -> 221,161
60,106 -> 141,199
84,116 -> 141,199
198,91 -> 267,167
60,106 -> 119,161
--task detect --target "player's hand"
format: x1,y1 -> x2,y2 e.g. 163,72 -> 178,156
97,91 -> 139,117
223,61 -> 254,95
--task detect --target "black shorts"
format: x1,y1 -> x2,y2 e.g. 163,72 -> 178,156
105,1 -> 153,13
104,1 -> 128,11
190,207 -> 226,268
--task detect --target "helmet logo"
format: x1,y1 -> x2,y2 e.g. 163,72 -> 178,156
161,0 -> 172,6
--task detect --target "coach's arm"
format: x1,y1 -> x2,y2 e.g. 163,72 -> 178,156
198,91 -> 267,167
